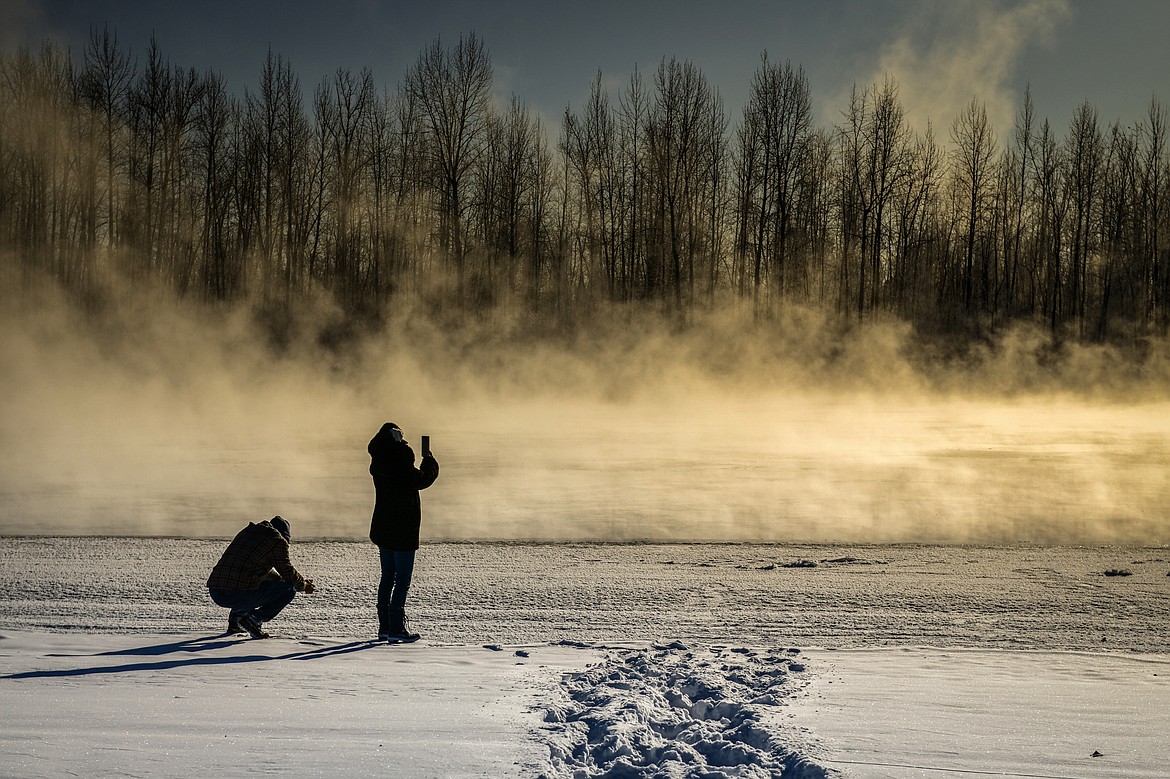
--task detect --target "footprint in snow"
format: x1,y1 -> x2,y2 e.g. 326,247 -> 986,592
540,644 -> 830,778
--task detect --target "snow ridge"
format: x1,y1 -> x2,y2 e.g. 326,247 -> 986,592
539,642 -> 831,778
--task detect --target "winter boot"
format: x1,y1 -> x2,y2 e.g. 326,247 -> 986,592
237,612 -> 270,640
377,604 -> 390,640
386,607 -> 420,642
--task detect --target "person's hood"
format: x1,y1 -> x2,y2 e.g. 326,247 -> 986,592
369,423 -> 409,456
369,424 -> 416,472
268,516 -> 291,541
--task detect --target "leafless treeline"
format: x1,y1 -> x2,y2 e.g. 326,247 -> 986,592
2,30 -> 1168,341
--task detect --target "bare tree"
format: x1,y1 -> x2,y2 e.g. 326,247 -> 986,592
8,30 -> 1170,349
1098,121 -> 1141,338
406,33 -> 493,301
387,83 -> 430,297
1141,98 -> 1167,332
1005,85 -> 1036,316
161,64 -> 202,290
192,69 -> 238,300
890,122 -> 943,318
561,70 -> 630,303
316,67 -> 374,313
496,96 -> 542,292
1033,118 -> 1068,335
737,54 -> 812,307
80,25 -> 133,257
645,57 -> 724,311
127,34 -> 171,279
1064,101 -> 1103,334
835,78 -> 912,318
951,97 -> 998,315
617,67 -> 648,302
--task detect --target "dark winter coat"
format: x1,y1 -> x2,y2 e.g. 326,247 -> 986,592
368,425 -> 440,550
206,519 -> 308,592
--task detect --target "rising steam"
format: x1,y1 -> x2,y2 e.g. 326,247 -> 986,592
856,0 -> 1072,133
2,276 -> 1169,545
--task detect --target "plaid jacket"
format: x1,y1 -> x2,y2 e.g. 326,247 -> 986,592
206,520 -> 307,592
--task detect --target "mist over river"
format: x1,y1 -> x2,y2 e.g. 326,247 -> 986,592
3,291 -> 1169,543
2,389 -> 1168,543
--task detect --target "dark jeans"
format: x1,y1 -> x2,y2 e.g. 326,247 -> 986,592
208,578 -> 297,623
378,548 -> 416,612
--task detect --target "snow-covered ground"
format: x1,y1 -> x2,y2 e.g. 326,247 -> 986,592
1,540 -> 1167,777
792,648 -> 1169,778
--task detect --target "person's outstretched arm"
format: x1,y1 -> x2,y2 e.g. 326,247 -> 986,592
415,453 -> 439,490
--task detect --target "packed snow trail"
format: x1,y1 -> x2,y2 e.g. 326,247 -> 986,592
540,642 -> 831,778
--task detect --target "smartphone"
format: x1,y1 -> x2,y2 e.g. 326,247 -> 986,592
421,435 -> 431,456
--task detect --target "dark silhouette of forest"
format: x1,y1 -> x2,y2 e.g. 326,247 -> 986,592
2,29 -> 1167,351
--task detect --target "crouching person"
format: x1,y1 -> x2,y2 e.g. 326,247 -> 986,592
207,516 -> 315,639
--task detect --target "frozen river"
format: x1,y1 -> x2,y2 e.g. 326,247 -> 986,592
1,538 -> 1166,653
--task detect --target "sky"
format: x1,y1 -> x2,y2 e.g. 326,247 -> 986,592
4,0 -> 1168,140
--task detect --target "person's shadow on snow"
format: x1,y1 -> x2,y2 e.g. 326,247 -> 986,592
2,637 -> 380,679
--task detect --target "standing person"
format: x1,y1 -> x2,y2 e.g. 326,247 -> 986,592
206,516 -> 316,639
368,422 -> 439,641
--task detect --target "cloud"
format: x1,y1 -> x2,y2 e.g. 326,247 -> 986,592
859,0 -> 1071,134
